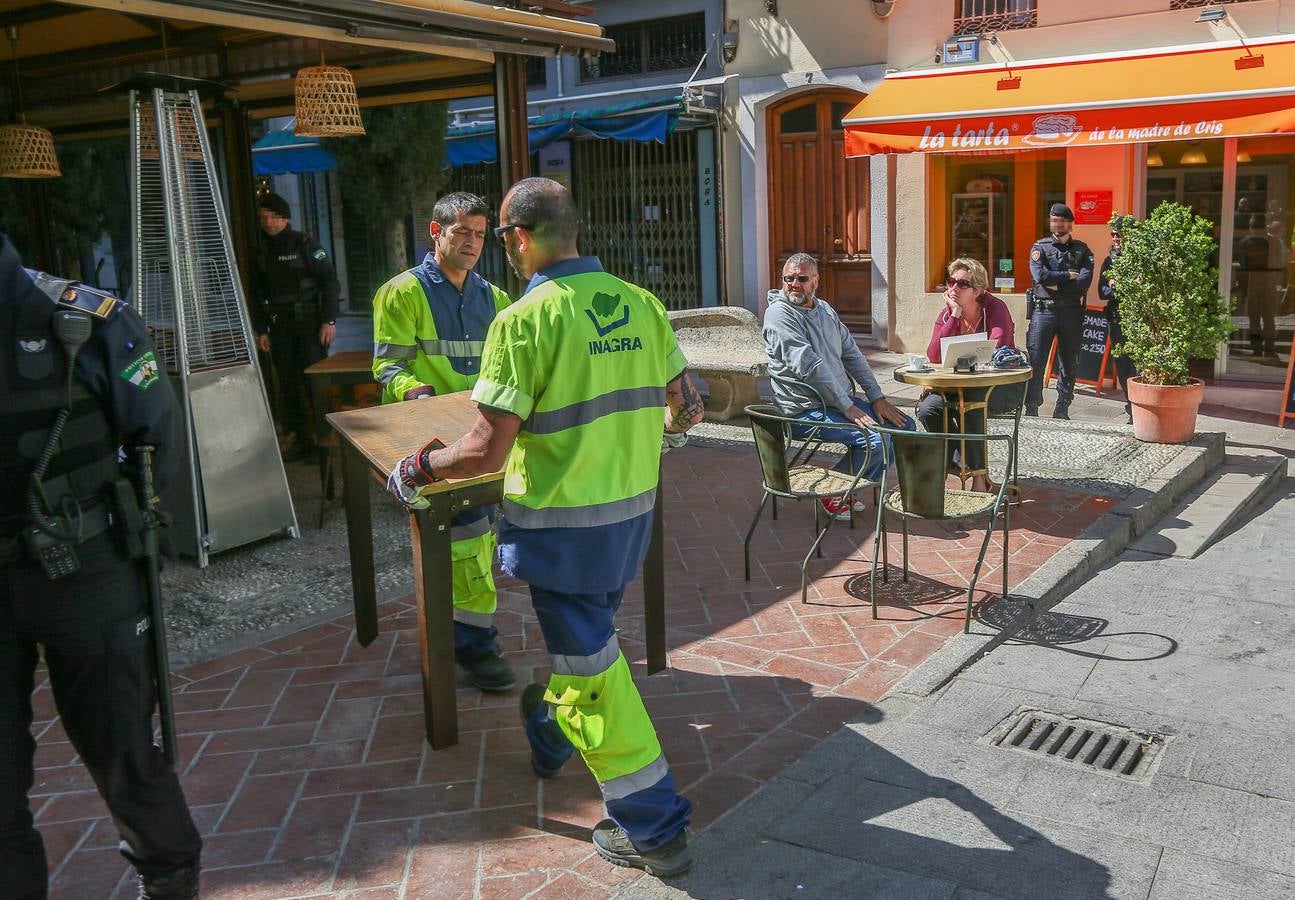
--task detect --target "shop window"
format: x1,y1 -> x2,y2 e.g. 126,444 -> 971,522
582,13 -> 707,81
954,0 -> 1037,35
928,150 -> 1065,294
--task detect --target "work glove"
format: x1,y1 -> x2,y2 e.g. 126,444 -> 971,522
386,439 -> 444,510
403,385 -> 436,401
662,431 -> 688,453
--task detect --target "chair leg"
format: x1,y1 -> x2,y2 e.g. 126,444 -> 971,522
901,518 -> 910,583
772,496 -> 778,521
743,493 -> 770,582
318,442 -> 335,529
871,508 -> 884,619
815,502 -> 825,559
803,501 -> 839,604
965,510 -> 998,633
881,517 -> 889,583
1002,500 -> 1010,600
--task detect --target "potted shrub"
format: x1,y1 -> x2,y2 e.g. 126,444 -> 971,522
1107,203 -> 1232,443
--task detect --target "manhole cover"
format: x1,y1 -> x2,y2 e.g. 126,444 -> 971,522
982,708 -> 1169,781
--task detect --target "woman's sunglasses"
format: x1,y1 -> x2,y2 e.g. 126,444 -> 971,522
782,274 -> 811,284
947,277 -> 975,290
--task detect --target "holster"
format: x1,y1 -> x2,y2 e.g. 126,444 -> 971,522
104,477 -> 147,559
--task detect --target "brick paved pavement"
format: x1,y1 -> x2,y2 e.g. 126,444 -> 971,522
31,444 -> 1111,899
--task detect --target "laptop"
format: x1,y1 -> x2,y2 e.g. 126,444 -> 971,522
939,333 -> 998,371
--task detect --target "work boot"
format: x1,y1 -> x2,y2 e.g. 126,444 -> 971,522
1051,403 -> 1070,420
520,683 -> 565,778
138,865 -> 199,899
461,651 -> 516,692
1024,405 -> 1039,417
592,819 -> 693,878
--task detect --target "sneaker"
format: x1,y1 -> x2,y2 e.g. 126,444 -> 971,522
461,651 -> 516,692
819,497 -> 851,521
138,865 -> 199,899
592,819 -> 693,878
519,683 -> 565,778
1051,404 -> 1070,420
1024,405 -> 1039,418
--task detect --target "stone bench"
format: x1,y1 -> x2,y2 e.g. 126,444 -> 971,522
668,307 -> 768,421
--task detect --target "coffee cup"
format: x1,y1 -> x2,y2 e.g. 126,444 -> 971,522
907,355 -> 928,371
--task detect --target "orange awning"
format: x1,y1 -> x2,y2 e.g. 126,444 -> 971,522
844,38 -> 1295,156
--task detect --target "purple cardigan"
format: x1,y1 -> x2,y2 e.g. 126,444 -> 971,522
927,292 -> 1016,363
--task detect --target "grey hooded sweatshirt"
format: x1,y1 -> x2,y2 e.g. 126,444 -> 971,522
763,289 -> 883,416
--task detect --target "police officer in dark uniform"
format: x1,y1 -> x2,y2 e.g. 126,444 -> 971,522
1025,203 -> 1095,420
251,192 -> 341,462
0,234 -> 202,898
1100,215 -> 1138,423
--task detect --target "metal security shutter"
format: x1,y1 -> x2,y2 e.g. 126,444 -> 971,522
574,130 -> 701,310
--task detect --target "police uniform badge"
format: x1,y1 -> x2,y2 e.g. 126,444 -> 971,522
1031,250 -> 1042,261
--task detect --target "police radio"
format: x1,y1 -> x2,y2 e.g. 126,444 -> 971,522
22,308 -> 94,579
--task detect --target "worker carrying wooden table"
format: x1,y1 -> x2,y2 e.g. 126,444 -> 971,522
386,178 -> 705,879
371,191 -> 514,692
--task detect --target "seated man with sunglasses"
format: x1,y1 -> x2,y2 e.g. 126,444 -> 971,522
763,252 -> 914,520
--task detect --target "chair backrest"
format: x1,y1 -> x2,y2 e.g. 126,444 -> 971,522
745,404 -> 793,494
868,424 -> 1014,519
767,372 -> 828,415
889,430 -> 949,518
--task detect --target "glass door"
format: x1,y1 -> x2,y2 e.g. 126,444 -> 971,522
1223,157 -> 1291,380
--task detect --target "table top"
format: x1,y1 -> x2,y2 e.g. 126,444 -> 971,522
305,350 -> 374,377
326,391 -> 503,495
893,364 -> 1032,389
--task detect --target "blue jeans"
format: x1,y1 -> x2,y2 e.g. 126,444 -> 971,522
789,397 -> 915,481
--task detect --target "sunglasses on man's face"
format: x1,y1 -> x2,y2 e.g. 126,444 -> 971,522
782,274 -> 811,284
947,278 -> 975,290
493,222 -> 531,243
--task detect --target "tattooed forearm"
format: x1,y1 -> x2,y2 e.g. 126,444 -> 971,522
665,371 -> 705,433
422,408 -> 520,478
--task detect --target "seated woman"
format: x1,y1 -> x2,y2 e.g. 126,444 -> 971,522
916,258 -> 1023,492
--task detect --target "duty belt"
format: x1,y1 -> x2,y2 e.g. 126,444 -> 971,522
267,297 -> 318,321
1034,294 -> 1081,311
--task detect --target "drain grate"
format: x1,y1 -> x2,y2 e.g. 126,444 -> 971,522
984,708 -> 1168,781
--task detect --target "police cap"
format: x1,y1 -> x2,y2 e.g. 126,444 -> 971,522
258,192 -> 291,219
1049,203 -> 1074,221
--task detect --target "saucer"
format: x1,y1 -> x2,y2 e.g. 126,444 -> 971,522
905,365 -> 933,373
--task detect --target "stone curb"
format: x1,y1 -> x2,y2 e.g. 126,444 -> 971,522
889,430 -> 1227,700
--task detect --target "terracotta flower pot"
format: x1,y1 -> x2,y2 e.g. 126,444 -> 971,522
1126,376 -> 1204,443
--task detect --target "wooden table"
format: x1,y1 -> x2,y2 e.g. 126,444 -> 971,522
305,351 -> 375,500
893,365 -> 1032,492
327,392 -> 668,750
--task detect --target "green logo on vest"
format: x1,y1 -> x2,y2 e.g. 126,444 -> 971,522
586,291 -> 630,336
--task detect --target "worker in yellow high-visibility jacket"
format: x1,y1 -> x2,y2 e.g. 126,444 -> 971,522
371,192 -> 513,691
386,178 -> 704,878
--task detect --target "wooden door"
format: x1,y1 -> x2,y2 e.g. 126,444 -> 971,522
767,90 -> 872,329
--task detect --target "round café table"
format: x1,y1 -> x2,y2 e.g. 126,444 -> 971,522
893,365 -> 1032,497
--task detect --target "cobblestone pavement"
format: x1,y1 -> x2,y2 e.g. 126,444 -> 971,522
32,442 -> 1114,899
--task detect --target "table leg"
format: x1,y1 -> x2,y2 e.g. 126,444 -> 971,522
410,495 -> 458,749
644,463 -> 666,674
310,374 -> 331,499
342,440 -> 378,646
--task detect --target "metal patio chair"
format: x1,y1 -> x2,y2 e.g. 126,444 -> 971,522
743,404 -> 879,604
866,424 -> 1015,633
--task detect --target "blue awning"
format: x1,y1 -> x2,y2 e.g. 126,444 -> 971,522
446,95 -> 682,168
251,125 -> 336,175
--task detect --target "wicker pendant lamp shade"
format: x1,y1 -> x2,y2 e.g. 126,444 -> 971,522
2,26 -> 60,178
294,62 -> 365,137
0,122 -> 61,178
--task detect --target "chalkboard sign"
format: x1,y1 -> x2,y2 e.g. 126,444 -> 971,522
1279,346 -> 1295,427
1043,305 -> 1112,393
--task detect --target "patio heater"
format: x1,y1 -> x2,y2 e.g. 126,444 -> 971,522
127,75 -> 298,567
